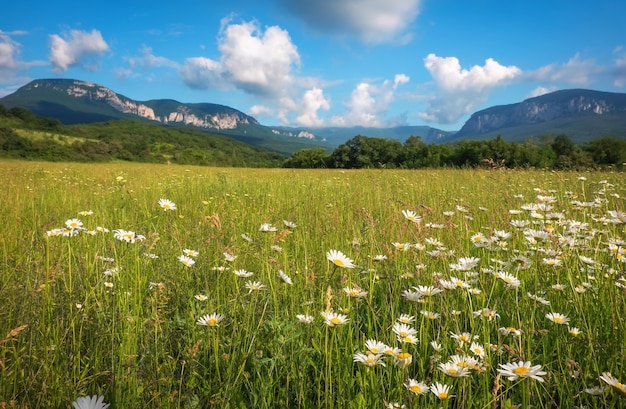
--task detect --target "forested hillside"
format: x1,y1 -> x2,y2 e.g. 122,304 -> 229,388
0,105 -> 285,167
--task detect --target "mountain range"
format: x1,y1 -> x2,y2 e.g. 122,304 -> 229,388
1,79 -> 625,154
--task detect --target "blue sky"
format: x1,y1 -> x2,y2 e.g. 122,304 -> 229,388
1,0 -> 625,130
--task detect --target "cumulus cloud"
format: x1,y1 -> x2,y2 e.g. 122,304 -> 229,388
180,20 -> 300,97
331,75 -> 409,127
0,31 -> 20,70
48,29 -> 110,73
293,88 -> 331,126
419,54 -> 521,124
527,86 -> 556,98
278,0 -> 421,44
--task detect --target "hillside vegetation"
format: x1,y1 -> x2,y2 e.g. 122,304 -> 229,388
0,105 -> 285,167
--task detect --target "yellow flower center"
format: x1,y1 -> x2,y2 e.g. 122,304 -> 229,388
410,385 -> 423,393
330,317 -> 341,325
554,317 -> 564,324
513,366 -> 530,376
207,318 -> 217,326
334,259 -> 345,267
397,352 -> 411,360
457,361 -> 468,368
439,392 -> 448,399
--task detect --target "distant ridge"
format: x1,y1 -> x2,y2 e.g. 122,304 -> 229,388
454,89 -> 626,142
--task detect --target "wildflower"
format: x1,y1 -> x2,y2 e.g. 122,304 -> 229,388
296,314 -> 314,324
234,269 -> 254,277
283,220 -> 297,228
183,249 -> 199,257
413,285 -> 443,297
430,382 -> 453,400
543,257 -> 562,267
353,352 -> 386,367
394,351 -> 413,367
599,372 -> 626,395
402,210 -> 422,223
469,342 -> 486,358
78,210 -> 94,216
497,361 -> 547,382
551,283 -> 566,291
194,294 -> 208,301
404,379 -> 429,395
212,266 -> 229,273
584,385 -> 608,395
450,331 -> 476,347
364,339 -> 387,354
499,326 -> 523,337
321,311 -> 349,327
420,310 -> 441,320
259,223 -> 277,232
158,199 -> 176,211
401,289 -> 422,302
396,314 -> 415,324
546,312 -> 570,325
569,327 -> 581,337
473,308 -> 500,321
72,395 -> 110,409
393,323 -> 417,339
278,270 -> 293,284
495,271 -> 521,288
241,233 -> 253,242
372,254 -> 388,261
343,286 -> 367,298
439,361 -> 470,377
113,229 -> 145,243
383,345 -> 402,357
430,340 -> 443,351
178,255 -> 195,267
271,245 -> 283,252
196,313 -> 224,327
245,280 -> 266,292
384,402 -> 406,409
326,249 -> 356,268
223,252 -> 237,262
65,218 -> 83,230
398,334 -> 419,344
103,282 -> 113,288
450,256 -> 480,271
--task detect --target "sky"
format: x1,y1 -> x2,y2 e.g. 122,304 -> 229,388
1,0 -> 626,131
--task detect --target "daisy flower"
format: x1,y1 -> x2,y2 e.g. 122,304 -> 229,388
394,351 -> 413,367
497,361 -> 547,382
296,314 -> 314,324
223,252 -> 237,262
183,249 -> 199,257
245,280 -> 266,292
430,382 -> 453,400
72,395 -> 110,409
469,342 -> 486,358
343,286 -> 367,298
321,311 -> 349,327
326,249 -> 356,268
194,294 -> 208,301
178,255 -> 195,267
113,229 -> 145,243
402,210 -> 422,223
278,270 -> 293,284
259,223 -> 277,232
404,379 -> 429,395
283,220 -> 297,228
392,322 -> 417,339
364,339 -> 387,355
439,361 -> 470,377
196,313 -> 224,327
353,352 -> 386,367
396,314 -> 415,324
234,269 -> 254,277
65,218 -> 83,230
78,210 -> 94,216
495,271 -> 521,289
158,198 -> 176,211
599,372 -> 626,395
546,312 -> 570,325
372,254 -> 388,261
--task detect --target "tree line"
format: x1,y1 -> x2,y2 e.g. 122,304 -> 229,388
283,134 -> 626,170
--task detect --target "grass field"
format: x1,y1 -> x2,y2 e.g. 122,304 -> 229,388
0,160 -> 625,408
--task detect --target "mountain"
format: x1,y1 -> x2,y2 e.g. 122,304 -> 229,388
0,79 -> 325,155
454,89 -> 626,142
270,125 -> 454,145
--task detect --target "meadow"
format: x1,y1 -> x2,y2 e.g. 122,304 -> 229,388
0,160 -> 624,408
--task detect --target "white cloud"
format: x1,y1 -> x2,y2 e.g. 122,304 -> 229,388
48,29 -> 110,73
527,86 -> 556,98
0,31 -> 20,70
331,75 -> 409,126
294,88 -> 331,126
527,54 -> 599,86
126,45 -> 179,70
419,54 -> 521,124
180,20 -> 300,97
278,0 -> 421,44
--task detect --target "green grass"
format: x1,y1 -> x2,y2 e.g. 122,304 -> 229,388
0,160 -> 625,408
